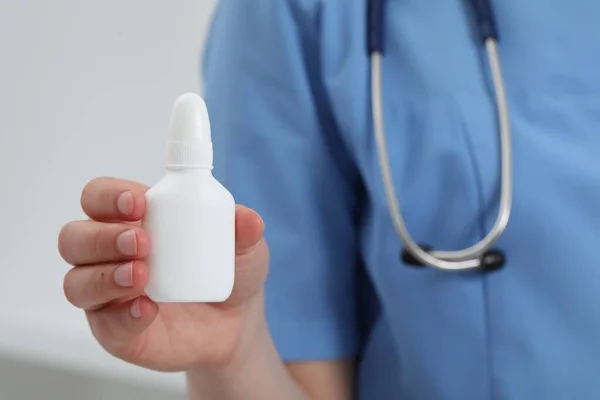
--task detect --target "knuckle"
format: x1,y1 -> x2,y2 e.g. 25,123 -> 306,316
57,222 -> 76,261
63,271 -> 77,305
81,177 -> 114,214
80,178 -> 99,209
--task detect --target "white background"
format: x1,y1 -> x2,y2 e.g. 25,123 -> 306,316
0,0 -> 217,392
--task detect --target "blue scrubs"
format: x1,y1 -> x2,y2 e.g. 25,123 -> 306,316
203,1 -> 600,398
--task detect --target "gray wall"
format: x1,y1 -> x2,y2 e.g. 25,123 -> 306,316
0,0 -> 216,396
0,355 -> 185,400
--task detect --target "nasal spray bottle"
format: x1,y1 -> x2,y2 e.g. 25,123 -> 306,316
143,93 -> 235,303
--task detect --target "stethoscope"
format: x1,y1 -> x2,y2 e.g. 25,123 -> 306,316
367,0 -> 513,272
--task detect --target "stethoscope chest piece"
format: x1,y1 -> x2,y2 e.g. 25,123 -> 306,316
401,247 -> 506,272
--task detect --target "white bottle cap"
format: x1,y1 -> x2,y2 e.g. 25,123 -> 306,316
166,93 -> 213,169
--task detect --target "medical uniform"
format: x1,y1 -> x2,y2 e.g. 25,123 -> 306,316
202,1 -> 600,399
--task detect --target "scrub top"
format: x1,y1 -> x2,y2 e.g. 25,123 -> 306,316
202,1 -> 600,399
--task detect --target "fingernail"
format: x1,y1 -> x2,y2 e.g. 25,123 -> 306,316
117,191 -> 134,215
114,262 -> 133,287
116,229 -> 137,256
130,298 -> 142,318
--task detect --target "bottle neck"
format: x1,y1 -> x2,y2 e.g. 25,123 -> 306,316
165,140 -> 213,169
165,166 -> 214,175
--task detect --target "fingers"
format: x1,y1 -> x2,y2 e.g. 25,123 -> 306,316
81,177 -> 148,222
235,205 -> 265,255
63,260 -> 149,310
87,296 -> 158,349
58,220 -> 150,265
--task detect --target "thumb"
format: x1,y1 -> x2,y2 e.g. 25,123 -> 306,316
225,205 -> 269,307
235,205 -> 265,255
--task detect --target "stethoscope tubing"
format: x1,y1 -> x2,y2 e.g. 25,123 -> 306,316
368,0 -> 513,271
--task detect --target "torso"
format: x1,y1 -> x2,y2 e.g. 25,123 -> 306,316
318,1 -> 600,398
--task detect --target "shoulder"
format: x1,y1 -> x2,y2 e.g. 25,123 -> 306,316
203,0 -> 329,71
206,0 -> 359,43
208,0 -> 325,28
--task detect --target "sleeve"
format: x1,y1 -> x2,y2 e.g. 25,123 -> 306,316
201,0 -> 361,361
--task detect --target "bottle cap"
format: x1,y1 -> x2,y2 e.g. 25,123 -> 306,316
166,93 -> 213,168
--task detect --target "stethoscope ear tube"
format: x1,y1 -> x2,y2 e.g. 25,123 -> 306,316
468,0 -> 499,41
367,0 -> 386,54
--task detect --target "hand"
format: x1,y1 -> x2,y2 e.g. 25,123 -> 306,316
58,177 -> 269,372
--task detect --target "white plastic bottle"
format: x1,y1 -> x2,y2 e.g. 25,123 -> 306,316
143,93 -> 235,303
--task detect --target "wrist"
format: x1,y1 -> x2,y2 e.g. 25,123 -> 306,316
186,297 -> 291,399
186,291 -> 307,400
189,290 -> 269,377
